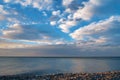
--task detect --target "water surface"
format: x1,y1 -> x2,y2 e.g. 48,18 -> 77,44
0,57 -> 120,75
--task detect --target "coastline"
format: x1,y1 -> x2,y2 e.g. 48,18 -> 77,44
0,71 -> 120,80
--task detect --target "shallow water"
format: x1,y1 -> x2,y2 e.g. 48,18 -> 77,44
0,57 -> 120,75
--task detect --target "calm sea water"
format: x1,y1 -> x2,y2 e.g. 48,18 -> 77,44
0,58 -> 120,76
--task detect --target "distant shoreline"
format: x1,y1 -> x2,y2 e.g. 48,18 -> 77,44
0,56 -> 120,58
0,71 -> 120,80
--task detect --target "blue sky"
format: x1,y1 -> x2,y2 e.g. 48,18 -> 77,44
0,0 -> 120,56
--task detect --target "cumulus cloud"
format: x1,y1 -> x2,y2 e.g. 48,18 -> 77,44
1,23 -> 61,40
73,0 -> 120,20
0,0 -> 120,56
62,0 -> 73,7
0,4 -> 25,24
32,0 -> 53,10
64,0 -> 84,13
0,5 -> 8,15
70,16 -> 120,47
50,21 -> 56,26
58,0 -> 120,33
59,20 -> 77,33
52,10 -> 61,16
3,0 -> 53,10
1,23 -> 71,48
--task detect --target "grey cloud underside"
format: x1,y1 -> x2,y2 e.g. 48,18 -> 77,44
2,24 -> 61,40
70,16 -> 120,47
0,45 -> 120,56
67,0 -> 86,11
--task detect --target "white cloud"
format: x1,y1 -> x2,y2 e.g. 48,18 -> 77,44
58,0 -> 120,33
4,0 -> 11,3
33,0 -> 53,10
1,23 -> 60,40
62,0 -> 73,7
3,0 -> 53,10
14,0 -> 32,7
0,5 -> 8,15
73,7 -> 92,21
65,8 -> 72,13
42,11 -> 47,16
70,16 -> 120,47
0,5 -> 22,23
52,10 -> 61,16
58,0 -> 97,32
2,24 -> 22,35
1,23 -> 68,47
73,0 -> 103,20
0,22 -> 70,49
73,0 -> 120,20
59,20 -> 77,33
50,21 -> 56,26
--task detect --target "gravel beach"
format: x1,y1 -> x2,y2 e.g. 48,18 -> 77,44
0,71 -> 120,80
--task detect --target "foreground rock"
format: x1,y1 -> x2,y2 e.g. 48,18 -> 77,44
0,71 -> 120,80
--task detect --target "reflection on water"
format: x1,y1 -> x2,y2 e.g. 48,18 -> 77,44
0,58 -> 120,75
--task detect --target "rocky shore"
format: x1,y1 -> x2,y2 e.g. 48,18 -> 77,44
0,71 -> 120,80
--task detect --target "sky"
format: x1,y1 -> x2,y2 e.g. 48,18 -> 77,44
0,0 -> 120,56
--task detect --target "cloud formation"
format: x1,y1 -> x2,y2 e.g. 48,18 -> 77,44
58,0 -> 120,33
3,0 -> 53,10
62,0 -> 73,7
0,0 -> 120,56
2,24 -> 61,40
0,38 -> 35,49
70,16 -> 120,47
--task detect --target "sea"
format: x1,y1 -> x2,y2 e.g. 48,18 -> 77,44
0,57 -> 120,76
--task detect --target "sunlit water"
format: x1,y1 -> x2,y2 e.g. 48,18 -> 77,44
0,58 -> 120,76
